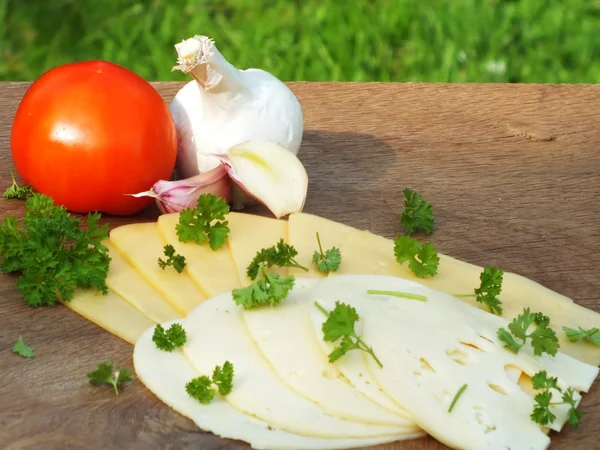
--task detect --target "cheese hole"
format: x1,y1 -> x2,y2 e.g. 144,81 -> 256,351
517,373 -> 536,396
445,348 -> 471,366
478,334 -> 494,344
504,364 -> 522,384
460,342 -> 485,352
419,358 -> 436,372
488,383 -> 508,396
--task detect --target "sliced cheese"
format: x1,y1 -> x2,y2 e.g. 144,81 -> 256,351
336,229 -> 600,365
242,279 -> 418,428
287,213 -> 354,277
66,288 -> 155,344
310,275 -> 599,450
105,241 -> 183,323
157,213 -> 241,299
110,222 -> 206,314
183,288 -> 417,439
227,212 -> 289,285
134,320 -> 405,450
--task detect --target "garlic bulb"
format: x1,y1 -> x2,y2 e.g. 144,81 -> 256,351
169,35 -> 304,179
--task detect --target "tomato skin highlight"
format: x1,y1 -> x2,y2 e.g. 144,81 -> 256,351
10,60 -> 177,215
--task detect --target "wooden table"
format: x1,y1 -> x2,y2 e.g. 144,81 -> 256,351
1,82 -> 599,449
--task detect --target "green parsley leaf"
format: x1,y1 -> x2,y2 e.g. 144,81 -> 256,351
3,169 -> 34,200
456,267 -> 504,315
186,361 -> 235,404
530,370 -> 583,428
316,301 -> 383,368
497,308 -> 559,357
563,326 -> 600,346
176,194 -> 230,250
185,376 -> 215,404
12,335 -> 35,358
212,360 -> 234,396
246,239 -> 307,280
0,194 -> 110,306
394,235 -> 439,278
87,360 -> 133,396
152,323 -> 187,351
312,232 -> 341,273
399,188 -> 434,235
158,244 -> 186,273
232,269 -> 295,309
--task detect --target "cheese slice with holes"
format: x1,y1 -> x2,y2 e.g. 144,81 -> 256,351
182,285 -> 419,439
110,222 -> 207,314
309,275 -> 599,450
335,229 -> 600,365
104,241 -> 183,323
157,213 -> 241,299
134,320 -> 407,450
227,212 -> 289,285
287,213 -> 354,277
66,288 -> 155,344
242,279 -> 418,428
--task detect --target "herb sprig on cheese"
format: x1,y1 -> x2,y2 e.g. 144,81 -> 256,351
456,267 -> 504,315
497,308 -> 559,357
531,370 -> 582,428
315,301 -> 383,368
563,326 -> 600,346
176,193 -> 230,250
394,235 -> 439,278
312,232 -> 341,273
152,323 -> 187,351
158,244 -> 186,273
186,361 -> 234,405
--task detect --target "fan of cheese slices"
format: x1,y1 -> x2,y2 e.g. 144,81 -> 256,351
64,212 -> 600,450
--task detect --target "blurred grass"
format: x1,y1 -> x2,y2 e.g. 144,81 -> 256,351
1,0 -> 599,83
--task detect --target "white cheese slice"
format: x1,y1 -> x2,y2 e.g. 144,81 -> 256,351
182,287 -> 418,439
133,320 -> 404,450
287,213 -> 354,278
310,274 -> 599,450
336,229 -> 600,366
157,213 -> 242,299
241,279 -> 419,428
227,212 -> 290,285
110,222 -> 207,314
104,241 -> 183,323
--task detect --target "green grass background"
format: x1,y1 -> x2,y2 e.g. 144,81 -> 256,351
1,0 -> 599,83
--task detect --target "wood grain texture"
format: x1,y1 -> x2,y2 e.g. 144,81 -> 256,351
1,81 -> 600,450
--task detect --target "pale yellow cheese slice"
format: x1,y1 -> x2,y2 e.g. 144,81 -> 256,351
104,241 -> 183,323
287,212 -> 354,278
66,288 -> 155,344
227,212 -> 289,285
110,222 -> 206,314
336,229 -> 600,366
156,213 -> 241,299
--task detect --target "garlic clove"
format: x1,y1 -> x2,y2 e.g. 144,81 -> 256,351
129,165 -> 231,214
221,141 -> 308,219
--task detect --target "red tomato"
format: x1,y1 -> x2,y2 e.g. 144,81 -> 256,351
11,61 -> 177,215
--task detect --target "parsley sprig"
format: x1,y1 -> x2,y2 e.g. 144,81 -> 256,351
158,244 -> 186,273
3,169 -> 34,200
394,235 -> 439,278
497,308 -> 559,357
312,232 -> 341,273
563,327 -> 600,346
456,267 -> 504,315
87,360 -> 133,396
531,371 -> 582,428
152,323 -> 187,351
246,239 -> 308,280
399,188 -> 434,235
12,335 -> 35,358
0,194 -> 111,306
176,194 -> 230,250
186,361 -> 234,404
233,240 -> 307,309
315,301 -> 383,368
